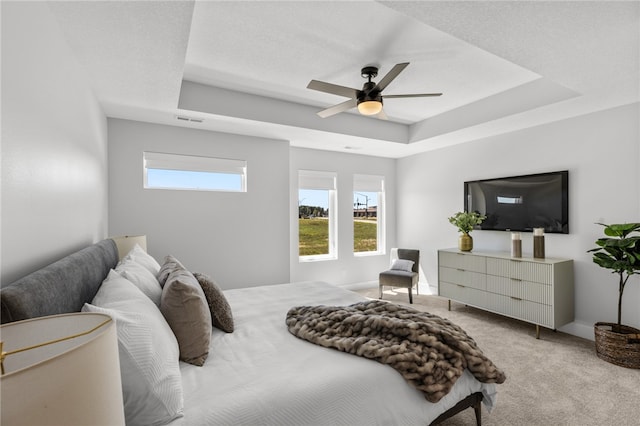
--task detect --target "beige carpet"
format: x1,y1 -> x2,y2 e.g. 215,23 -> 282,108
355,287 -> 640,426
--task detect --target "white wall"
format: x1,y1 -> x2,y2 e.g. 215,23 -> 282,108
290,147 -> 397,288
397,103 -> 640,339
108,119 -> 290,289
1,2 -> 108,285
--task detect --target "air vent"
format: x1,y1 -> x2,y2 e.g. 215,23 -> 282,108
176,115 -> 203,123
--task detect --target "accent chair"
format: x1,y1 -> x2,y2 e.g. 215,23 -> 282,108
379,248 -> 420,304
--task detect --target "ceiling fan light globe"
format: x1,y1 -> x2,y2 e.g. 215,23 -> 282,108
357,100 -> 382,116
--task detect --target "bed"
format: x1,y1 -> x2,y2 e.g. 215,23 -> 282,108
0,238 -> 499,425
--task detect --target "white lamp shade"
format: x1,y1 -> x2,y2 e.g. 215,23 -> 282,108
111,234 -> 147,259
1,313 -> 125,426
357,100 -> 383,116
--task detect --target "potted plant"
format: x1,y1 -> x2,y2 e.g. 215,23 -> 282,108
448,211 -> 486,252
588,222 -> 640,368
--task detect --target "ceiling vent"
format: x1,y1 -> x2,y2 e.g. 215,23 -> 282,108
176,115 -> 203,123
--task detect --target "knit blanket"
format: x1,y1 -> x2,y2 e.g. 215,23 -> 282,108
286,300 -> 506,403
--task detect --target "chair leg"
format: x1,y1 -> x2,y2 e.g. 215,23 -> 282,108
408,288 -> 413,304
379,285 -> 383,299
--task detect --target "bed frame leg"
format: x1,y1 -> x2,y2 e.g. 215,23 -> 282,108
429,392 -> 483,425
474,400 -> 482,426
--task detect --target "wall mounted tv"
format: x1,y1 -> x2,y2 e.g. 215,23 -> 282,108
464,171 -> 569,234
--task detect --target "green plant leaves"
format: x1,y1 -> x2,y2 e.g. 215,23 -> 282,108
589,222 -> 640,326
597,222 -> 640,238
448,211 -> 487,234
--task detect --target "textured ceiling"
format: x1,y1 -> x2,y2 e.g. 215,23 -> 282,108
47,0 -> 639,158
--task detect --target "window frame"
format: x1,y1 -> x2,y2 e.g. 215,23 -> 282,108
353,174 -> 385,256
143,151 -> 247,192
298,170 -> 338,262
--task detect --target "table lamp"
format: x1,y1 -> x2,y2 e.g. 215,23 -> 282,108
0,312 -> 125,425
111,234 -> 147,260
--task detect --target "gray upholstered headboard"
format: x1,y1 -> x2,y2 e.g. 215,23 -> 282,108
0,239 -> 118,324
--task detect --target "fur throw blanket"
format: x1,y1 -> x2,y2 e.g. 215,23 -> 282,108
286,300 -> 506,403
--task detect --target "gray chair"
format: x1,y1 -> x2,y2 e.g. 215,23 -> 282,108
379,249 -> 420,304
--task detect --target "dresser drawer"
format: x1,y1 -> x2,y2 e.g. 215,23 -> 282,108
439,251 -> 486,273
439,281 -> 486,307
486,258 -> 552,284
439,267 -> 487,291
485,293 -> 553,328
438,249 -> 574,334
486,277 -> 552,305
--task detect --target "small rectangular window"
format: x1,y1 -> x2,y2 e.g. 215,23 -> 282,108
353,174 -> 385,255
144,152 -> 246,192
298,170 -> 337,261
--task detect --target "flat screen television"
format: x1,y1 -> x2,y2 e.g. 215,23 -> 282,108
464,171 -> 569,234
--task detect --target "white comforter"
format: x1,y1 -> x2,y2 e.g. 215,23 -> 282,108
172,281 -> 497,425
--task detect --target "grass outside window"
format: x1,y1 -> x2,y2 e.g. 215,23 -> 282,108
353,220 -> 377,252
298,218 -> 329,256
299,218 -> 378,256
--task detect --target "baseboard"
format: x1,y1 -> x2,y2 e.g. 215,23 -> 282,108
558,321 -> 595,341
342,281 -> 434,294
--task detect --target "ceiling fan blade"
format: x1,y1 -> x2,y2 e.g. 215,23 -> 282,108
375,62 -> 409,92
383,93 -> 442,98
317,98 -> 357,118
307,80 -> 358,98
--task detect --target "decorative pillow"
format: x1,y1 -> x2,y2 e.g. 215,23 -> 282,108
115,257 -> 162,306
157,255 -> 186,288
391,258 -> 415,272
193,272 -> 234,333
83,270 -> 183,426
161,267 -> 212,366
121,243 -> 161,276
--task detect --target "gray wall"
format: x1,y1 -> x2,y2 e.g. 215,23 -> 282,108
107,121 -> 399,290
397,102 -> 640,339
1,2 -> 108,285
108,119 -> 291,289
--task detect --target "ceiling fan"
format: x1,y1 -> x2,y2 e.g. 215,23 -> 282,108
307,62 -> 442,119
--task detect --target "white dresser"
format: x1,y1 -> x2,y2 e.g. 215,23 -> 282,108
438,248 -> 574,338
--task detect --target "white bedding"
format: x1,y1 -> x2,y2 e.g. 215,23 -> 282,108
172,281 -> 497,425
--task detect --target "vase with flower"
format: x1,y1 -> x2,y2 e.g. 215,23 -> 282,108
448,211 -> 487,252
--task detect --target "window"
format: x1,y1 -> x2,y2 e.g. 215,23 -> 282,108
143,152 -> 246,192
353,174 -> 385,255
298,170 -> 337,260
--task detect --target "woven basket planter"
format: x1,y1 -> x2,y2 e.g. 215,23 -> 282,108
594,322 -> 640,369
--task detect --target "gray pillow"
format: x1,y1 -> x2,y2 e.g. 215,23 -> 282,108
390,258 -> 415,272
194,272 -> 234,333
157,255 -> 186,287
160,267 -> 212,366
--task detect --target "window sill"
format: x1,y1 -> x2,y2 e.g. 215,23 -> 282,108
354,251 -> 384,257
299,254 -> 337,263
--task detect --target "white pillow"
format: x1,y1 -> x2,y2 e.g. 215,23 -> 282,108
115,257 -> 162,306
83,270 -> 183,426
390,258 -> 415,272
121,243 -> 161,276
